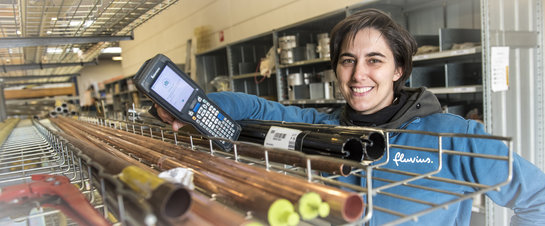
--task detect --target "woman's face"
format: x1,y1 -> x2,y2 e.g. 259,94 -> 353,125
336,28 -> 402,115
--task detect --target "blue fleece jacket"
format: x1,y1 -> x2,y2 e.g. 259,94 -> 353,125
208,91 -> 545,225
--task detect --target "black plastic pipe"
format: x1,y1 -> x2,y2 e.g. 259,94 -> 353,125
238,121 -> 385,162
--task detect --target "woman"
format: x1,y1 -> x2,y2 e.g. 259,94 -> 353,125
157,9 -> 545,225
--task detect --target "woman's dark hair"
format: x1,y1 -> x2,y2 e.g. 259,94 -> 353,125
330,8 -> 417,94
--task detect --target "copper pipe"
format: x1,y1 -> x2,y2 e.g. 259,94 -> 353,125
235,143 -> 352,176
159,128 -> 350,176
51,118 -> 251,225
56,118 -> 289,224
49,120 -> 163,224
68,118 -> 364,223
109,119 -> 350,176
51,118 -> 155,174
50,118 -> 192,222
188,191 -> 253,226
84,118 -> 364,222
160,157 -> 286,223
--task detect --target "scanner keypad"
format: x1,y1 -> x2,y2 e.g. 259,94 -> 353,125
189,96 -> 236,145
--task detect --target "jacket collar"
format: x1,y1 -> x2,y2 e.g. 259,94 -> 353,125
340,87 -> 443,129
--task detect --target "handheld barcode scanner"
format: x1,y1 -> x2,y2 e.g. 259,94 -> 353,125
133,54 -> 241,151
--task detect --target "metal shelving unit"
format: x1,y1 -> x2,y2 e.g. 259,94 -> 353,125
413,46 -> 481,62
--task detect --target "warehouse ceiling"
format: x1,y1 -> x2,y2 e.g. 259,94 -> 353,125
0,0 -> 178,87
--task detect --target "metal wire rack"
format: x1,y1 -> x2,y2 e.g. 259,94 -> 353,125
76,115 -> 513,226
0,119 -> 157,226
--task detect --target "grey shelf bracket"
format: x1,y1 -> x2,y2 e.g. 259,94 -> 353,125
2,60 -> 98,72
0,74 -> 79,81
0,35 -> 133,48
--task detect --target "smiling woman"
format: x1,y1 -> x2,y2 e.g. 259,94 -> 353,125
334,28 -> 402,114
153,8 -> 545,226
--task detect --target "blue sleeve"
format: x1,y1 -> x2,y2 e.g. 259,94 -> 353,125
462,121 -> 545,225
207,92 -> 338,124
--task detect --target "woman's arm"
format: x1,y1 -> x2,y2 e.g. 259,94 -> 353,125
208,92 -> 338,124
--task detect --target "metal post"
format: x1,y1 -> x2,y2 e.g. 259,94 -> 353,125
0,79 -> 7,121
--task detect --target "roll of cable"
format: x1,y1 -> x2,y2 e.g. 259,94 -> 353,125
55,106 -> 63,113
49,111 -> 58,118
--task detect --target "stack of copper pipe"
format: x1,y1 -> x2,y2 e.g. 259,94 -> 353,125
50,117 -> 250,226
160,127 -> 353,176
52,117 -> 365,224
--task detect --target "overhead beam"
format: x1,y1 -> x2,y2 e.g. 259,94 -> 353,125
1,60 -> 98,72
0,35 -> 133,48
4,81 -> 75,87
4,85 -> 76,99
0,73 -> 79,81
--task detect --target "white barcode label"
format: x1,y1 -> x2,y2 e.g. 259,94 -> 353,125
264,126 -> 302,150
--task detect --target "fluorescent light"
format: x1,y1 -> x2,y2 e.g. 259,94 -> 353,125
69,21 -> 83,27
101,47 -> 122,53
16,30 -> 21,35
51,17 -> 57,21
84,20 -> 94,27
46,30 -> 52,34
112,56 -> 123,61
72,48 -> 80,53
47,48 -> 63,54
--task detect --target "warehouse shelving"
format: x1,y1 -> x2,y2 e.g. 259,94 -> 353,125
195,0 -> 487,121
196,32 -> 278,100
409,28 -> 483,117
99,76 -> 153,120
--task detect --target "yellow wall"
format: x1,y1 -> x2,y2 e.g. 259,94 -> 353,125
77,59 -> 123,102
120,0 -> 367,78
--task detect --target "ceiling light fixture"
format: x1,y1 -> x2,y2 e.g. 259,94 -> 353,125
69,21 -> 83,27
47,48 -> 63,54
84,20 -> 94,27
101,47 -> 122,54
112,56 -> 123,61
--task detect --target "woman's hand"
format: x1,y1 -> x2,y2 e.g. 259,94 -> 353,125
155,104 -> 186,131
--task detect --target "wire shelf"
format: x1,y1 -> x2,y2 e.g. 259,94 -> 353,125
77,115 -> 513,226
0,119 -> 157,226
